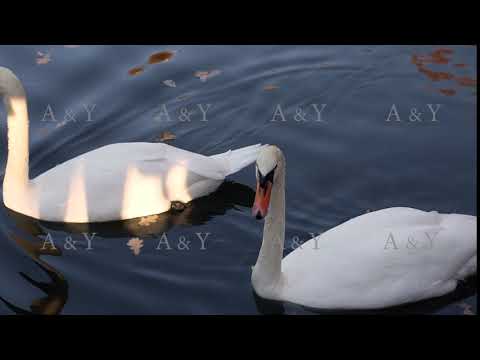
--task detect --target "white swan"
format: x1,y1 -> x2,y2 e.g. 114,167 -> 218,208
251,145 -> 476,309
0,67 -> 264,223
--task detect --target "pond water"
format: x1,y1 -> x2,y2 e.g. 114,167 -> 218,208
0,45 -> 476,315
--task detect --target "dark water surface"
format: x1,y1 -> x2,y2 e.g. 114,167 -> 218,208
0,45 -> 476,315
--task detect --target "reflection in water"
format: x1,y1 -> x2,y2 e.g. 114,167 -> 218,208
252,276 -> 477,315
252,276 -> 476,315
0,233 -> 68,315
1,181 -> 255,314
252,290 -> 285,315
27,181 -> 255,238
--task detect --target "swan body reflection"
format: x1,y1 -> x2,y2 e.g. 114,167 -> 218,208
1,181 -> 255,314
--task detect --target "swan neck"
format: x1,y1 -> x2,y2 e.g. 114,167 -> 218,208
254,162 -> 285,288
3,94 -> 30,191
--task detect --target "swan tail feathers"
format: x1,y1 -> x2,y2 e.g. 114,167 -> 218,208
211,144 -> 267,176
455,255 -> 476,280
440,213 -> 477,280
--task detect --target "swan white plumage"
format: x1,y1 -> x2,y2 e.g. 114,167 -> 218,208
251,145 -> 476,309
0,66 -> 264,223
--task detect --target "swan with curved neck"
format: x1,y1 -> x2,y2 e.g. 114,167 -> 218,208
1,68 -> 31,210
1,67 -> 264,223
251,145 -> 476,309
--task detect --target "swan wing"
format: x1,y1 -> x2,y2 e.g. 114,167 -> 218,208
141,143 -> 227,180
28,142 -> 227,222
281,207 -> 476,309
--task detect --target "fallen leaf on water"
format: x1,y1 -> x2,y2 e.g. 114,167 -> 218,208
430,48 -> 453,64
127,237 -> 144,256
36,51 -> 51,65
163,79 -> 176,88
417,64 -> 454,81
156,131 -> 176,142
264,84 -> 279,91
138,215 -> 159,226
411,48 -> 454,83
411,48 -> 477,92
411,54 -> 426,66
128,66 -> 145,76
148,51 -> 175,65
194,69 -> 222,82
439,88 -> 456,96
412,48 -> 453,66
455,76 -> 477,87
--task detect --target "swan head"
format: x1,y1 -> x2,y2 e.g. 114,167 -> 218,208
1,67 -> 25,93
252,145 -> 284,220
0,67 -> 26,115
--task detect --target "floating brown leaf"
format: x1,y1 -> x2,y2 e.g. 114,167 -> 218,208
439,88 -> 456,96
411,54 -> 426,66
430,48 -> 453,64
417,65 -> 454,81
412,48 -> 453,66
127,237 -> 144,256
156,131 -> 176,142
148,51 -> 175,64
456,76 -> 477,87
411,48 -> 477,91
128,66 -> 145,76
264,84 -> 279,91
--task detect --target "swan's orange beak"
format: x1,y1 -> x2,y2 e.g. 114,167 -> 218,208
252,181 -> 272,220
